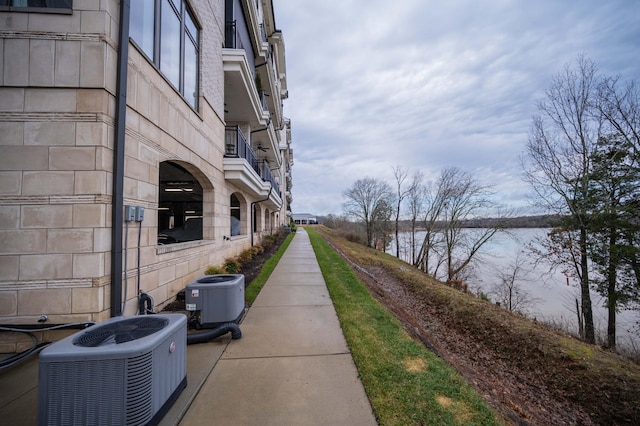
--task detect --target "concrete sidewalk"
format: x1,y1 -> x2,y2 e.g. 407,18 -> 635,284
0,228 -> 376,425
175,228 -> 376,425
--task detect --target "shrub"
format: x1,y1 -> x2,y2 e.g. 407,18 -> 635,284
224,258 -> 240,273
237,249 -> 254,264
477,290 -> 491,302
205,265 -> 225,275
262,235 -> 276,249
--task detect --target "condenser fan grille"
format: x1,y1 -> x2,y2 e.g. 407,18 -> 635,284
197,275 -> 237,283
73,317 -> 169,347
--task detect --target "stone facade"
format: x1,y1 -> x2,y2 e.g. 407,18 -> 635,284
0,0 -> 292,339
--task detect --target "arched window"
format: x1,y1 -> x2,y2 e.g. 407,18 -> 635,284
158,161 -> 203,244
230,193 -> 241,236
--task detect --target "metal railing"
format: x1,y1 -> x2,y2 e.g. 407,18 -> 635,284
258,89 -> 268,112
259,23 -> 268,44
225,127 -> 280,196
225,126 -> 259,177
224,21 -> 237,49
226,20 -> 269,114
259,161 -> 280,195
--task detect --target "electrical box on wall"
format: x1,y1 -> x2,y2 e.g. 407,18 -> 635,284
124,205 -> 145,222
135,206 -> 145,222
124,205 -> 136,222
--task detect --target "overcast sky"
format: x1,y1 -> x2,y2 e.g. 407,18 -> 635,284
273,1 -> 640,216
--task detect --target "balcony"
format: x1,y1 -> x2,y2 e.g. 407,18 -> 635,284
258,90 -> 268,112
258,160 -> 280,195
223,3 -> 269,128
225,21 -> 243,50
250,120 -> 281,169
224,126 -> 282,209
223,50 -> 269,129
225,126 -> 259,172
225,0 -> 268,56
259,23 -> 268,44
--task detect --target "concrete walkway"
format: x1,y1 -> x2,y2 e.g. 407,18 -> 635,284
0,229 -> 376,425
177,228 -> 376,425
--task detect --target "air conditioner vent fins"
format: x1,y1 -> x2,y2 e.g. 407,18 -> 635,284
126,352 -> 154,425
73,316 -> 169,347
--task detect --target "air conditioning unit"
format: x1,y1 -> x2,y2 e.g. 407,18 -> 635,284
38,314 -> 187,426
186,274 -> 245,328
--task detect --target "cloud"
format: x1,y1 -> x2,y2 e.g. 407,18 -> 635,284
274,0 -> 640,215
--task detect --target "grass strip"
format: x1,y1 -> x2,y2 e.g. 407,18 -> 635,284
307,227 -> 500,426
245,232 -> 295,304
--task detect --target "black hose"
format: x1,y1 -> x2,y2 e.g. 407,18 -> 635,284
187,323 -> 242,345
138,293 -> 154,315
0,322 -> 95,372
0,332 -> 38,371
0,322 -> 95,331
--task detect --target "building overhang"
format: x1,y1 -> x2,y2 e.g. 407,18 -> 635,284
251,121 -> 281,169
224,157 -> 270,198
223,157 -> 282,211
223,49 -> 270,128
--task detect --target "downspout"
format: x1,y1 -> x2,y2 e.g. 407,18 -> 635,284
111,0 -> 130,317
251,187 -> 272,247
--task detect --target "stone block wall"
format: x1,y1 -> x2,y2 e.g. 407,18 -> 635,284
0,1 -> 260,332
0,3 -> 118,326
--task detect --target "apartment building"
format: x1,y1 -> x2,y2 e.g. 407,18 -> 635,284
0,0 -> 293,330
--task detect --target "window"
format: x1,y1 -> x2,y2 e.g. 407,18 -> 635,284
0,0 -> 72,12
230,194 -> 241,236
158,161 -> 203,245
129,0 -> 154,58
130,0 -> 199,110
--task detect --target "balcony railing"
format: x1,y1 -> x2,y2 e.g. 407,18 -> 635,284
225,20 -> 249,51
259,160 -> 280,195
258,89 -> 268,112
225,126 -> 280,195
259,23 -> 268,44
225,21 -> 237,48
225,126 -> 260,175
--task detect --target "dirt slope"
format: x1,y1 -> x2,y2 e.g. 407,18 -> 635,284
316,226 -> 640,426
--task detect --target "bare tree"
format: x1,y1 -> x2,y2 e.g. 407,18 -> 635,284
490,253 -> 539,314
343,177 -> 394,248
596,77 -> 640,155
392,166 -> 410,258
415,178 -> 447,277
406,171 -> 425,264
415,167 -> 504,283
522,56 -> 601,344
439,167 -> 502,282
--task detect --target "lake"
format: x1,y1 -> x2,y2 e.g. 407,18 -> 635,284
391,228 -> 640,348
